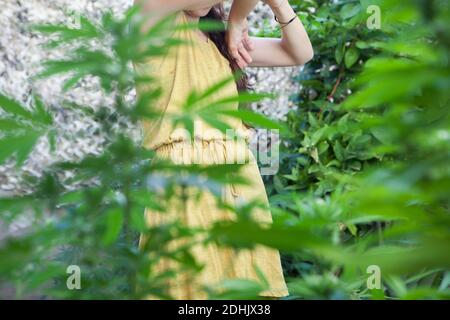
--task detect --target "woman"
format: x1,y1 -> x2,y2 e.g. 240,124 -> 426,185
135,0 -> 313,299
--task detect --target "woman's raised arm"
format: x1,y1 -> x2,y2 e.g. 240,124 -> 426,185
228,0 -> 314,68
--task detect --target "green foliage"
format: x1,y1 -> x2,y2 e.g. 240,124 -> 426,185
0,8 -> 277,299
0,94 -> 54,166
255,0 -> 450,299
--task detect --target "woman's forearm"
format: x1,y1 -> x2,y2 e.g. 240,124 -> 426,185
228,0 -> 261,23
271,1 -> 314,64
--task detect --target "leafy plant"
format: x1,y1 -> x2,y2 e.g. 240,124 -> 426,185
0,0 -> 449,300
0,7 -> 281,299
255,0 -> 450,299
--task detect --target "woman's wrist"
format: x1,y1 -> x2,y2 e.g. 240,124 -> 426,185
269,1 -> 296,24
264,0 -> 288,10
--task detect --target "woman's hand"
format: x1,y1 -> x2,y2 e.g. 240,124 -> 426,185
226,0 -> 260,68
226,19 -> 254,69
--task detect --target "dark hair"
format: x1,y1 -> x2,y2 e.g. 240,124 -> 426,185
200,4 -> 250,92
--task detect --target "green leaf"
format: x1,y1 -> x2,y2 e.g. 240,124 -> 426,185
213,92 -> 273,106
27,263 -> 64,289
201,114 -> 233,133
197,76 -> 235,103
62,74 -> 85,92
48,130 -> 57,153
347,223 -> 358,236
15,132 -> 42,166
33,15 -> 101,46
340,3 -> 361,20
33,95 -> 53,125
333,140 -> 346,162
345,47 -> 360,68
0,130 -> 43,166
308,112 -> 320,128
335,45 -> 345,64
0,94 -> 34,120
218,109 -> 286,132
0,119 -> 30,132
102,208 -> 124,246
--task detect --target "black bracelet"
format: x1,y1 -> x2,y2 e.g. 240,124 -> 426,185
275,15 -> 297,30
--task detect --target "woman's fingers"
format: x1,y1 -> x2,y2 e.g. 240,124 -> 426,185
231,44 -> 252,68
232,54 -> 245,69
243,32 -> 255,51
238,42 -> 253,65
229,45 -> 244,68
227,34 -> 242,64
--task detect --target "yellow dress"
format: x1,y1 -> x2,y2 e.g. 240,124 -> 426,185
135,11 -> 289,299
